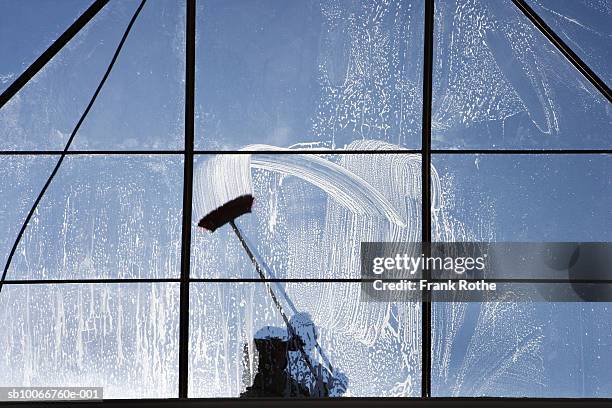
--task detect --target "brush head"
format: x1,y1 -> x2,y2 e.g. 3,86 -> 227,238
193,155 -> 254,232
198,194 -> 254,232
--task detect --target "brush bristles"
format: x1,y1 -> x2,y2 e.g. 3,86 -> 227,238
193,155 -> 253,225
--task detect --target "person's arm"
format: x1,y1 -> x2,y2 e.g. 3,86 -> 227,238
327,371 -> 349,397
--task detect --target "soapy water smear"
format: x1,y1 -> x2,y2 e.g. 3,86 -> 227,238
194,143 -> 410,228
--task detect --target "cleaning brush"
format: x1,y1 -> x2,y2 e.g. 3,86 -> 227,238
193,154 -> 332,391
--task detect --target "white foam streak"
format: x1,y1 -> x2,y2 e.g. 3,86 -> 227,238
193,155 -> 253,221
194,144 -> 406,227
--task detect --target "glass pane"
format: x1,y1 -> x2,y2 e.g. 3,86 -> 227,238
74,0 -> 185,150
525,0 -> 612,86
0,283 -> 179,398
189,282 -> 421,397
0,0 -> 185,150
0,0 -> 94,93
196,0 -> 424,150
4,155 -> 182,280
432,154 -> 612,397
432,0 -> 612,149
0,155 -> 57,273
191,151 -> 421,278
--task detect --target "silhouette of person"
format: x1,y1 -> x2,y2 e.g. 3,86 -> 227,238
240,326 -> 310,398
286,313 -> 348,397
241,316 -> 349,398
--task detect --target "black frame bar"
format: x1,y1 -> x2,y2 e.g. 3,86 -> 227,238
511,0 -> 612,103
6,278 -> 611,285
0,0 -> 111,109
421,0 -> 435,398
178,0 -> 197,399
0,149 -> 610,155
3,397 -> 612,408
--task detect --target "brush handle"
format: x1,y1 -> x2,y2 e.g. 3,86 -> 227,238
238,229 -> 335,374
229,220 -> 328,395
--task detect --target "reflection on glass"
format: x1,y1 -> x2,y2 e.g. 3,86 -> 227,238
525,0 -> 612,86
189,282 -> 421,397
0,0 -> 185,150
75,0 -> 185,150
0,0 -> 93,93
196,0 -> 423,150
432,0 -> 612,149
432,154 -> 612,397
0,155 -> 57,270
0,283 -> 179,398
433,155 -> 611,241
3,155 -> 183,280
191,146 -> 422,278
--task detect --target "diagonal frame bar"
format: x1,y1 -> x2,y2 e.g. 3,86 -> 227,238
511,0 -> 612,103
0,0 -> 111,109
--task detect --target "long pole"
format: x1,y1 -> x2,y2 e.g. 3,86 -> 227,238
238,228 -> 335,373
230,220 -> 326,394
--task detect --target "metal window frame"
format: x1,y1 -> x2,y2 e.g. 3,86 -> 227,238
0,0 -> 610,404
